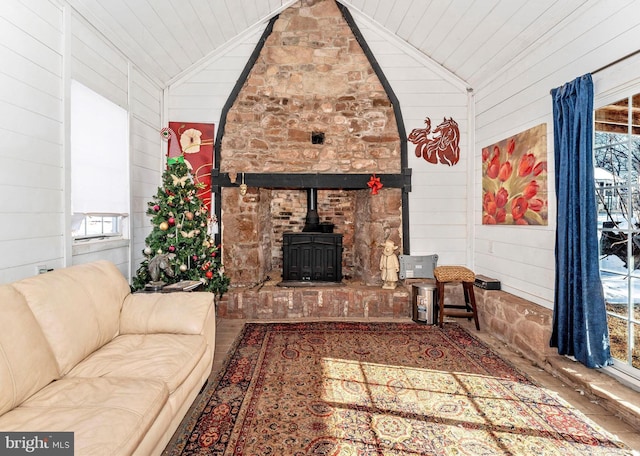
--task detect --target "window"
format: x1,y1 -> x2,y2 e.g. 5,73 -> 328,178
72,215 -> 121,238
594,93 -> 640,379
70,80 -> 129,240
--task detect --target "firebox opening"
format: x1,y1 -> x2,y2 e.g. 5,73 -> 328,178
281,188 -> 343,285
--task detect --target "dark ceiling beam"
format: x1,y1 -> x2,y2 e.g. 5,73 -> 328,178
211,170 -> 412,192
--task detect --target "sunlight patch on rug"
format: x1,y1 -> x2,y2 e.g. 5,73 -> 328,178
165,322 -> 632,455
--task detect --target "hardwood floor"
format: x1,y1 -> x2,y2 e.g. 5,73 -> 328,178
211,317 -> 640,453
211,318 -> 245,376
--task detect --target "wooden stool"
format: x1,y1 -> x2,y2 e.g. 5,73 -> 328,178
434,265 -> 480,330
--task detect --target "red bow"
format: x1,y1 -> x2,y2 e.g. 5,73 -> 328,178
367,174 -> 383,195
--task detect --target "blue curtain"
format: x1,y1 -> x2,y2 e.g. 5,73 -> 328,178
550,74 -> 612,368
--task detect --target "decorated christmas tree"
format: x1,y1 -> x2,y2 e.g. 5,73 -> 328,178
131,156 -> 229,296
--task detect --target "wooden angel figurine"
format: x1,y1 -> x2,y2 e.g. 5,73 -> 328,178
380,240 -> 400,289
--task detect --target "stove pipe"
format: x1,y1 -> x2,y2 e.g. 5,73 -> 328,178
302,188 -> 320,232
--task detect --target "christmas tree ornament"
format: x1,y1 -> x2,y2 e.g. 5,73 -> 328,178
168,245 -> 176,252
159,221 -> 169,231
168,217 -> 176,226
152,204 -> 160,212
144,246 -> 152,255
161,126 -> 181,159
157,249 -> 162,254
205,270 -> 213,279
186,211 -> 194,220
179,264 -> 188,272
171,174 -> 189,187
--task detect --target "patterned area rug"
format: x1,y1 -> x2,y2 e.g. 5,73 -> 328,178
165,322 -> 632,455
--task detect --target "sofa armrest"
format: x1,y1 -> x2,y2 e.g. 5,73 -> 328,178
120,292 -> 216,347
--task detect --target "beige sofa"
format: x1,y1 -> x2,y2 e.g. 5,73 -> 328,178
0,260 -> 216,455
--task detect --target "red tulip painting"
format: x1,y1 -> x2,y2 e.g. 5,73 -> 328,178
482,124 -> 548,225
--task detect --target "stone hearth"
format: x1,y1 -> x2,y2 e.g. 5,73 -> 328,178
216,281 -> 558,361
217,280 -> 412,320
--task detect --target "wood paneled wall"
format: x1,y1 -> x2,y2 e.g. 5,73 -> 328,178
0,1 -> 163,284
473,1 -> 640,308
0,0 -> 64,283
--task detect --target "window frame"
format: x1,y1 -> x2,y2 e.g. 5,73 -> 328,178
72,214 -> 124,241
593,89 -> 640,387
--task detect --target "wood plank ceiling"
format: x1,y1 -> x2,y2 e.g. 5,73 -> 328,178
65,0 -> 592,90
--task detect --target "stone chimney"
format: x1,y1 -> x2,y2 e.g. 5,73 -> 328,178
219,0 -> 403,286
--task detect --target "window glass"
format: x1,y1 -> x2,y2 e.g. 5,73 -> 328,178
595,93 -> 640,375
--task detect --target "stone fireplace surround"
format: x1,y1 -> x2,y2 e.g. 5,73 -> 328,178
212,0 -> 411,290
220,184 -> 404,286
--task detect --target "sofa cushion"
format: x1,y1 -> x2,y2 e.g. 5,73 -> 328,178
67,334 -> 207,393
12,261 -> 131,375
120,292 -> 214,335
0,377 -> 168,456
0,285 -> 60,416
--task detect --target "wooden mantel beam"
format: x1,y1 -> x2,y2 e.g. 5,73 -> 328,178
211,169 -> 412,192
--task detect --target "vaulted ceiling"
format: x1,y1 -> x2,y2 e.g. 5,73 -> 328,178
66,0 -> 589,89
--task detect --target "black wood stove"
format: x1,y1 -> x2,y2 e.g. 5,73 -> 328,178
281,189 -> 343,283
